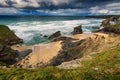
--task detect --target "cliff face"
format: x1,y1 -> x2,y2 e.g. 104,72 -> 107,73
0,25 -> 23,65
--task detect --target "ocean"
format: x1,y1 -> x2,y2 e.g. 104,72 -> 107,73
0,16 -> 104,45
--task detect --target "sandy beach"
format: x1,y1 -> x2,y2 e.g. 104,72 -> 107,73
11,33 -> 94,68
11,32 -> 111,68
11,41 -> 62,68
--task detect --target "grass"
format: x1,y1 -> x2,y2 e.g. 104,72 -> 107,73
0,25 -> 15,39
104,23 -> 120,34
0,25 -> 16,45
0,45 -> 120,80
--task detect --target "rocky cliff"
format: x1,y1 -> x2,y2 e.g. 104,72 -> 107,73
0,25 -> 23,65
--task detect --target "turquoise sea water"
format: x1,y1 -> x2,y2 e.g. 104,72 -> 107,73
0,16 -> 103,45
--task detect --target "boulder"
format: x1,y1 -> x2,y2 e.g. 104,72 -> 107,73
43,35 -> 48,38
49,31 -> 61,39
72,25 -> 83,34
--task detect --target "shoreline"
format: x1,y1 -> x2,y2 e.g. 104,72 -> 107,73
11,33 -> 93,52
11,32 -> 107,68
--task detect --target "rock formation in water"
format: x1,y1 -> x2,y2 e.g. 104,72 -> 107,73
49,31 -> 61,39
72,25 -> 83,34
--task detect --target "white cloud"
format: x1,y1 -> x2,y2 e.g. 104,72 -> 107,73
90,6 -> 109,14
0,0 -> 71,8
0,0 -> 119,15
106,3 -> 120,7
0,8 -> 86,16
11,0 -> 40,8
0,0 -> 8,6
50,0 -> 69,5
0,8 -> 21,15
106,3 -> 120,11
90,2 -> 120,15
109,11 -> 120,15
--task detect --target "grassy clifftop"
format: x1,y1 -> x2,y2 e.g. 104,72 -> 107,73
0,25 -> 15,39
0,25 -> 23,45
0,45 -> 120,80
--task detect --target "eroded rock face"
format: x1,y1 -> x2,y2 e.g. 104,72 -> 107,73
49,31 -> 61,39
72,25 -> 83,34
49,33 -> 118,66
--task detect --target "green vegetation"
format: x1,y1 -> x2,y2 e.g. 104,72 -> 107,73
0,24 -> 22,45
102,16 -> 120,34
0,25 -> 15,43
0,25 -> 22,65
0,45 -> 120,80
103,23 -> 120,33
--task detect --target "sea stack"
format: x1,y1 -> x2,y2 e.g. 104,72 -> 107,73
72,25 -> 83,34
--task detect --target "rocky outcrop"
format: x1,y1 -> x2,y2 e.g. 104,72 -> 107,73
57,55 -> 92,69
72,25 -> 83,34
49,31 -> 61,39
0,46 -> 19,65
18,49 -> 32,60
0,25 -> 23,45
101,16 -> 120,34
49,33 -> 119,66
0,25 -> 23,65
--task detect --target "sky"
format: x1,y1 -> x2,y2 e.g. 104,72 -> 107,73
0,0 -> 120,16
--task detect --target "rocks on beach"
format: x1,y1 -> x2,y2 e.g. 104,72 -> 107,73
49,31 -> 61,39
72,25 -> 83,34
2,16 -> 120,69
49,33 -> 111,66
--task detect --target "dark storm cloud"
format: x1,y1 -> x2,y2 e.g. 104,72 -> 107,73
0,0 -> 118,9
0,0 -> 119,15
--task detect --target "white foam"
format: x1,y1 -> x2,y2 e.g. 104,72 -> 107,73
7,18 -> 103,44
